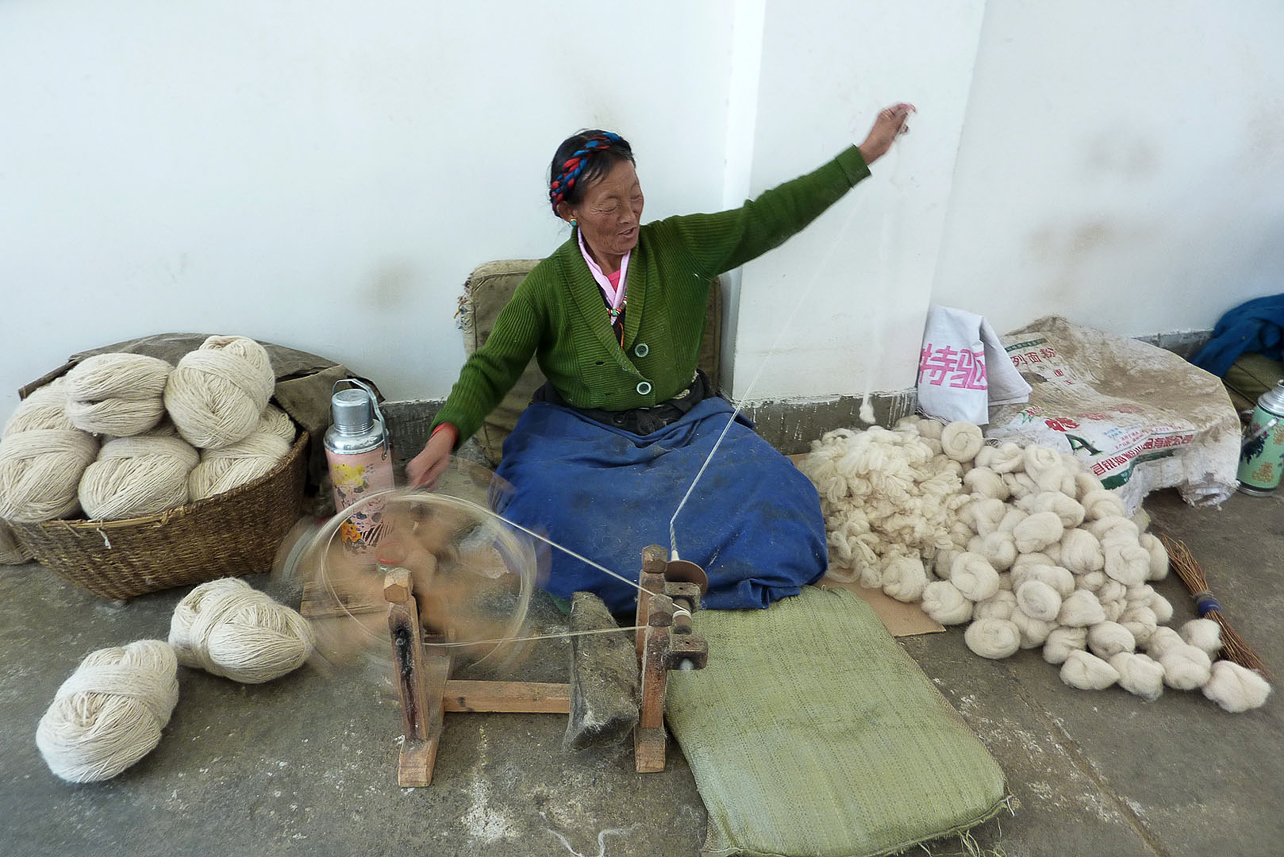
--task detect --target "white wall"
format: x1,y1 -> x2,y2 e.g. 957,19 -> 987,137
933,0 -> 1284,339
4,1 -> 1283,421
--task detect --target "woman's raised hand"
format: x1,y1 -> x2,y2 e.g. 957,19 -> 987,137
406,426 -> 456,489
858,103 -> 916,165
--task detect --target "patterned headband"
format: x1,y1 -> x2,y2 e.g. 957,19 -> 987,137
549,132 -> 624,214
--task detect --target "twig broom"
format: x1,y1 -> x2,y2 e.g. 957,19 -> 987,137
1160,534 -> 1269,677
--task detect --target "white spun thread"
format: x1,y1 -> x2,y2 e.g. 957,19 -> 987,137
36,639 -> 179,783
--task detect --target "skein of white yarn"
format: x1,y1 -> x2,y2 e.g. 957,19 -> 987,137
169,578 -> 314,683
0,428 -> 99,522
188,431 -> 291,502
78,435 -> 200,520
4,383 -> 76,435
164,336 -> 275,449
36,640 -> 179,783
63,354 -> 173,437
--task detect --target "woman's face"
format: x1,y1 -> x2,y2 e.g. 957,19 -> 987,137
565,160 -> 644,269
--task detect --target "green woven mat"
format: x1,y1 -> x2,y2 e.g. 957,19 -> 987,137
667,588 -> 1008,857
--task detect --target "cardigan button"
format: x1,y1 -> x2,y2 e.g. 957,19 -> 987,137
636,381 -> 653,396
634,342 -> 649,358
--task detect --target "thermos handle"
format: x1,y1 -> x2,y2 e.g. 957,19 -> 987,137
333,378 -> 390,454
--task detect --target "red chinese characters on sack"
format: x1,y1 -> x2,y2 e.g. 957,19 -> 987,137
919,343 -> 988,390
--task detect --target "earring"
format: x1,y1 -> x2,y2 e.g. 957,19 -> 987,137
570,218 -> 578,227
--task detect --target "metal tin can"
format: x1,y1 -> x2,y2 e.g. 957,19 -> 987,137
324,380 -> 396,550
1236,381 -> 1284,496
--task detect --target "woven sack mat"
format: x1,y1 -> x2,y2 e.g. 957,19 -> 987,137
667,587 -> 1009,857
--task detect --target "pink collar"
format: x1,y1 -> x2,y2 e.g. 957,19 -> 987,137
577,230 -> 629,310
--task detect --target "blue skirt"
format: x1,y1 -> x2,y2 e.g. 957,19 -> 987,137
491,397 -> 827,613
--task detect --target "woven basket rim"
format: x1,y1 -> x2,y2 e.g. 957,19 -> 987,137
17,430 -> 310,533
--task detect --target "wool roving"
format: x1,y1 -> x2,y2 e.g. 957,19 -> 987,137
1109,652 -> 1165,702
963,467 -> 1008,501
188,432 -> 291,502
164,336 -> 275,449
1087,621 -> 1136,659
78,435 -> 200,520
1081,489 -> 1126,521
1013,511 -> 1064,553
1137,533 -> 1169,580
1010,608 -> 1057,648
1060,649 -> 1119,690
921,580 -> 973,625
1074,472 -> 1105,500
0,428 -> 99,522
35,640 -> 178,783
1148,592 -> 1174,625
983,442 -> 1025,474
974,531 -> 1018,571
1059,528 -> 1104,574
914,418 -> 944,441
1015,580 -> 1062,622
1144,626 -> 1184,659
881,554 -> 929,603
965,618 -> 1021,659
1001,472 -> 1039,500
974,589 -> 1018,621
169,578 -> 314,684
1015,564 -> 1075,599
1031,492 -> 1086,529
1158,644 -> 1213,690
1201,661 -> 1271,713
1103,543 -> 1150,587
966,497 -> 1007,536
1178,618 -> 1222,659
996,507 -> 1029,534
941,421 -> 984,463
1057,589 -> 1106,627
1043,626 -> 1088,665
63,354 -> 173,437
949,553 -> 1001,602
4,383 -> 76,435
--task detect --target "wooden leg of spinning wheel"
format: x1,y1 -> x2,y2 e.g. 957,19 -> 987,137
388,578 -> 446,787
635,623 -> 669,773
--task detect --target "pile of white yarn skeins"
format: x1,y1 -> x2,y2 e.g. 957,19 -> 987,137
0,336 -> 293,528
801,416 -> 1272,714
36,578 -> 314,783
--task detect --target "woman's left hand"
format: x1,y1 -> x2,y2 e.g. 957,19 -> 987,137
858,103 -> 916,165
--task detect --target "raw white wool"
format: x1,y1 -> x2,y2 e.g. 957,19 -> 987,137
950,553 -> 1001,602
982,442 -> 1025,474
963,467 -> 1009,501
1042,541 -> 1063,565
966,497 -> 1008,536
1032,492 -> 1086,529
164,336 -> 276,449
1060,650 -> 1120,690
1109,652 -> 1165,702
1010,609 -> 1057,648
915,418 -> 944,441
1087,621 -> 1136,659
1130,507 -> 1151,532
976,531 -> 1018,571
1043,626 -> 1088,665
188,432 -> 291,502
1058,590 -> 1106,627
1103,543 -> 1150,587
1201,661 -> 1272,713
1101,596 -> 1127,625
1023,445 -> 1067,492
1118,606 -> 1158,645
1014,511 -> 1065,554
995,571 -> 1014,592
0,429 -> 99,522
1087,515 -> 1139,544
1145,626 -> 1184,659
78,435 -> 200,520
965,618 -> 1022,659
921,580 -> 974,625
169,578 -> 314,684
4,383 -> 76,435
63,354 -> 173,437
996,507 -> 1029,534
1080,489 -> 1125,521
1002,472 -> 1039,500
1077,570 -> 1106,592
1158,644 -> 1213,690
1074,472 -> 1105,500
974,590 -> 1018,621
932,547 -> 963,580
1148,592 -> 1174,625
1011,552 -> 1056,576
1137,533 -> 1169,580
1015,580 -> 1062,622
35,640 -> 178,783
1097,579 -> 1128,604
1059,528 -> 1104,574
882,554 -> 929,603
941,421 -> 984,463
1015,564 -> 1075,600
1179,618 -> 1223,659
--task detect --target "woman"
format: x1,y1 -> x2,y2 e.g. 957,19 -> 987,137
408,104 -> 914,613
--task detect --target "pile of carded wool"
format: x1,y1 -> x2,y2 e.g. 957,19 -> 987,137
801,416 -> 1271,714
0,337 -> 294,525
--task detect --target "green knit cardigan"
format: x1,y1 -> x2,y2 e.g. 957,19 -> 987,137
434,145 -> 871,445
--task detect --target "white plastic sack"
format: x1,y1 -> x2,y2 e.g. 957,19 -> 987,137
987,317 -> 1240,513
918,305 -> 1032,424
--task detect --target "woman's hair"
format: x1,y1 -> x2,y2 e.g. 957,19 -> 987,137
548,130 -> 635,215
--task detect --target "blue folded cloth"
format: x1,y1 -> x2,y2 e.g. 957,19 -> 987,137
1191,294 -> 1284,376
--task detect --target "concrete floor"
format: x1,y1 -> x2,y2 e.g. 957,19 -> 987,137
2,483 -> 1281,857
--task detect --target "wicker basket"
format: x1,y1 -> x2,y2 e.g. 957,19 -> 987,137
9,432 -> 310,600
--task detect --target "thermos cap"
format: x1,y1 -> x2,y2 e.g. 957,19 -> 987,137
331,388 -> 375,434
1261,381 -> 1284,415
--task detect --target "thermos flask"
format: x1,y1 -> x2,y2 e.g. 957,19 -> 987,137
1236,381 -> 1284,496
324,379 -> 396,550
